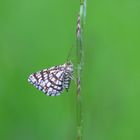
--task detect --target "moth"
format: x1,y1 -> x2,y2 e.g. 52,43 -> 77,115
28,62 -> 73,96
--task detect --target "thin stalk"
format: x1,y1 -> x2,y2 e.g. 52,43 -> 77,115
76,0 -> 86,140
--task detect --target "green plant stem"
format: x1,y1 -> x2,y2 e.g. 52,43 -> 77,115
76,0 -> 86,140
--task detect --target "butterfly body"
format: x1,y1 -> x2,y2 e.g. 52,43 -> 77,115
28,62 -> 73,96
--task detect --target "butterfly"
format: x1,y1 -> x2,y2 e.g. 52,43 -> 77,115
28,62 -> 73,96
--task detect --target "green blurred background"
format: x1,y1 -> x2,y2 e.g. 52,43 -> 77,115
0,0 -> 140,140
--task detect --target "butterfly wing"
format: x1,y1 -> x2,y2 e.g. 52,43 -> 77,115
28,67 -> 65,96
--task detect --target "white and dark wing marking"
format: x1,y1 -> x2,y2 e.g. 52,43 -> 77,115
28,62 -> 73,96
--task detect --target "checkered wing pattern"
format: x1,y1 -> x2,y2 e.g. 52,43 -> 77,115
28,62 -> 73,96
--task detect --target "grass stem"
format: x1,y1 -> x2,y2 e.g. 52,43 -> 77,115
76,0 -> 86,140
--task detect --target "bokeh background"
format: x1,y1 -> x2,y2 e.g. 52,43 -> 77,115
0,0 -> 140,140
